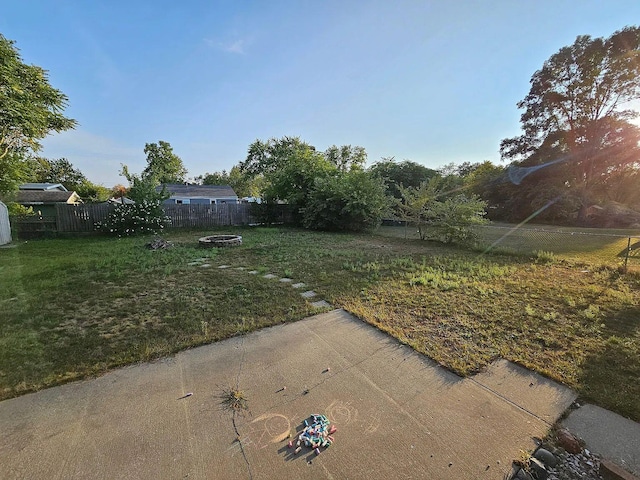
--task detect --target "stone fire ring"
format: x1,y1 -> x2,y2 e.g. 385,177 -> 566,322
198,235 -> 243,248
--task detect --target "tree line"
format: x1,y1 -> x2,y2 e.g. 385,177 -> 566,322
2,26 -> 640,235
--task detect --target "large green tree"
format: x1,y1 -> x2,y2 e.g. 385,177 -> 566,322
29,157 -> 86,188
0,34 -> 77,194
323,144 -> 367,172
369,157 -> 438,199
27,156 -> 110,202
195,165 -> 265,198
500,27 -> 640,223
239,136 -> 335,202
142,140 -> 187,184
239,136 -> 319,177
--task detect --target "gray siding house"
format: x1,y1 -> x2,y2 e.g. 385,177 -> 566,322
158,184 -> 239,205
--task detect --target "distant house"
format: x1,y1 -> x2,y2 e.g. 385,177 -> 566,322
158,184 -> 239,205
17,184 -> 83,216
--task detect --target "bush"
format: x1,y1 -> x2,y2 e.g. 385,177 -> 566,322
6,202 -> 34,216
398,179 -> 488,246
95,200 -> 170,237
303,171 -> 390,232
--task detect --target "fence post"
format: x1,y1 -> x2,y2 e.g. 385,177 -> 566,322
624,237 -> 631,272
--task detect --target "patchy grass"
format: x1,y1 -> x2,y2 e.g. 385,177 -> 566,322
1,226 -> 639,423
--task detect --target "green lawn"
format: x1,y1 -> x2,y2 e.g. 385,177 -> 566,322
1,227 -> 639,422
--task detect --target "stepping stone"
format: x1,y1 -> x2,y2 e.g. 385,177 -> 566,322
301,290 -> 317,299
248,271 -> 259,275
279,278 -> 293,283
236,267 -> 245,270
311,300 -> 331,309
200,264 -> 211,268
263,274 -> 277,279
291,283 -> 306,289
218,265 -> 231,269
187,261 -> 201,266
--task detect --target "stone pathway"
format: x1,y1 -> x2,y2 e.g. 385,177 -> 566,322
186,258 -> 333,311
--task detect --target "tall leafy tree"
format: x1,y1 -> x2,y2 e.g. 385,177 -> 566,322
369,157 -> 438,199
501,27 -> 640,223
262,145 -> 334,210
27,156 -> 110,202
142,140 -> 187,184
323,145 -> 367,172
196,165 -> 264,198
239,136 -> 318,177
239,136 -> 337,224
29,157 -> 86,188
0,34 -> 77,194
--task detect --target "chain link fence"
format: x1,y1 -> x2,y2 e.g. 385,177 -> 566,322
379,223 -> 640,272
474,224 -> 640,271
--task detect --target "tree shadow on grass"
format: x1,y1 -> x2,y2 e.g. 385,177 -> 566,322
602,305 -> 640,335
579,325 -> 640,422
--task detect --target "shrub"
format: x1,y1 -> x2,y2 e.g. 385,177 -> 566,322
534,250 -> 557,264
302,171 -> 390,232
95,200 -> 170,237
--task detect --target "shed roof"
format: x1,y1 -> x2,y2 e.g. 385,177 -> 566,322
158,184 -> 238,198
19,183 -> 68,191
17,190 -> 81,204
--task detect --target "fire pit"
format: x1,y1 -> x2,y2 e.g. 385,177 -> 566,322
198,234 -> 243,248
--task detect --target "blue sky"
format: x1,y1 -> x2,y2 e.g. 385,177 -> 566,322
3,1 -> 640,187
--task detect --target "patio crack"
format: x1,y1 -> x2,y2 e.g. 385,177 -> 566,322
232,411 -> 253,480
231,335 -> 253,480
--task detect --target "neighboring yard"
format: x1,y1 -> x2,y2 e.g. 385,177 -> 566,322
0,226 -> 639,423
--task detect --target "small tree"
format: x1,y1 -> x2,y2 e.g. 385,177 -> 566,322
120,164 -> 169,203
303,171 -> 390,232
398,179 -> 488,245
120,140 -> 185,203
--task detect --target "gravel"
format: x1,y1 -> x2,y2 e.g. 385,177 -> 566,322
546,448 -> 603,480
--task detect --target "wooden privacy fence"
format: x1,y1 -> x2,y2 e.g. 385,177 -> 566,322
12,203 -> 293,236
56,203 -> 112,232
163,203 -> 257,228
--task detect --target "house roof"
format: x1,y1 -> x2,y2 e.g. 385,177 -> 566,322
107,196 -> 136,204
17,190 -> 81,204
157,184 -> 238,198
19,183 -> 68,191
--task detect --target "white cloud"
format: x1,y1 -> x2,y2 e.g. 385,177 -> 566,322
40,130 -> 142,187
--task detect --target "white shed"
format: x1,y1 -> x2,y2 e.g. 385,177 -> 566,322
0,201 -> 11,245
